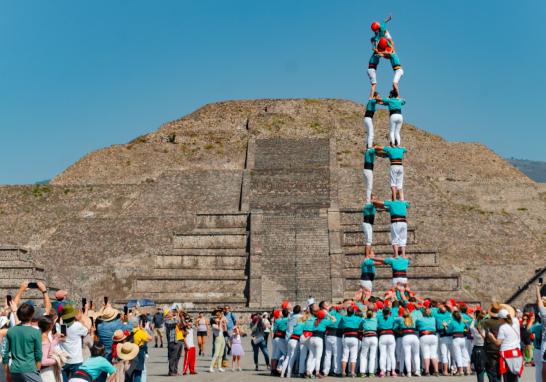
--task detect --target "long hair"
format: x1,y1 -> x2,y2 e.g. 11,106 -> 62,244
382,307 -> 391,319
452,311 -> 462,322
402,309 -> 413,327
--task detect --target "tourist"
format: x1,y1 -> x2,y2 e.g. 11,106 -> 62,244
37,316 -> 61,382
530,314 -> 542,382
2,303 -> 42,382
96,306 -> 133,362
534,283 -> 546,382
487,309 -> 523,382
483,303 -> 504,382
58,305 -> 90,382
230,325 -> 244,372
182,319 -> 196,375
163,310 -> 182,376
250,313 -> 270,371
195,312 -> 209,357
151,308 -> 164,349
209,310 -> 227,373
129,315 -> 151,382
67,344 -> 116,382
111,342 -> 139,382
470,310 -> 488,382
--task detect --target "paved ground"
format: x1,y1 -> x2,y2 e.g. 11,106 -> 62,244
146,336 -> 538,382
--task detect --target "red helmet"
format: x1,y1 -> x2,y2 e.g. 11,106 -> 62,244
316,310 -> 326,320
273,309 -> 281,319
378,37 -> 390,50
371,22 -> 381,31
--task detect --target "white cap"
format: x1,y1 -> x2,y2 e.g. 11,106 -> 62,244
498,309 -> 510,319
307,297 -> 315,306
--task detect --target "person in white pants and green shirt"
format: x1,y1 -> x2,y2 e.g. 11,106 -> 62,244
372,197 -> 410,258
364,93 -> 382,149
381,90 -> 406,147
376,145 -> 407,201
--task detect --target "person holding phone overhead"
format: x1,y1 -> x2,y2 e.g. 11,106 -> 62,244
58,305 -> 91,382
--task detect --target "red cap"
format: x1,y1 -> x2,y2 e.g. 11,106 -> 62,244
281,300 -> 289,309
407,303 -> 415,312
273,310 -> 281,319
316,310 -> 326,320
423,300 -> 431,309
467,307 -> 474,315
371,22 -> 381,31
449,298 -> 457,307
375,301 -> 384,310
378,37 -> 389,50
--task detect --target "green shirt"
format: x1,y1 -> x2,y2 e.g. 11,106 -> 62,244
416,317 -> 437,332
366,99 -> 378,112
364,148 -> 376,165
383,256 -> 410,271
382,98 -> 406,111
340,316 -> 362,331
363,203 -> 376,217
2,325 -> 42,373
361,258 -> 376,275
80,356 -> 116,380
447,320 -> 467,334
433,311 -> 452,332
530,323 -> 542,349
382,146 -> 407,160
383,200 -> 410,217
362,317 -> 378,332
273,317 -> 288,332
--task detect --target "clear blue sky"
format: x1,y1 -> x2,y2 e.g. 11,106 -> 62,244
1,0 -> 545,184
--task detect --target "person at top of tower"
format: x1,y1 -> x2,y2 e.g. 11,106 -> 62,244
367,16 -> 404,98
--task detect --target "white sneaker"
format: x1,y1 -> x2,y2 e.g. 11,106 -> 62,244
218,368 -> 225,373
209,368 -> 215,373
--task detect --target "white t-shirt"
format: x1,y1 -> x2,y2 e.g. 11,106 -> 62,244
59,321 -> 88,364
184,328 -> 194,348
497,321 -> 520,352
539,306 -> 546,355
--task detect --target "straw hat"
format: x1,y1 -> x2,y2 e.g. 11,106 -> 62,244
101,307 -> 120,322
112,329 -> 128,342
499,304 -> 516,318
117,342 -> 139,361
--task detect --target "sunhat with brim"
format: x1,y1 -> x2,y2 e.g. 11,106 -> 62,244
117,342 -> 139,361
499,304 -> 516,318
112,329 -> 128,342
61,305 -> 77,321
101,307 -> 120,321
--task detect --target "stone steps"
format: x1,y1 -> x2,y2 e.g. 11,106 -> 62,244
173,232 -> 247,250
0,266 -> 45,278
195,213 -> 248,229
344,250 -> 438,267
134,277 -> 246,294
148,268 -> 246,278
342,227 -> 417,246
155,253 -> 247,269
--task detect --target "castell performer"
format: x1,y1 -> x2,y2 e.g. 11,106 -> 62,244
372,196 -> 410,258
381,89 -> 406,147
376,145 -> 407,201
361,199 -> 376,251
364,92 -> 382,149
368,16 -> 404,97
359,249 -> 383,295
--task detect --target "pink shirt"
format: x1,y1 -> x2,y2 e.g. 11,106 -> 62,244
41,337 -> 59,367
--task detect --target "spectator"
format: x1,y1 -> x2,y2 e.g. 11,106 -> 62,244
487,309 -> 523,382
483,302 -> 503,382
535,283 -> 546,382
58,305 -> 90,382
127,315 -> 151,382
37,316 -> 61,382
2,303 -> 43,382
250,313 -> 270,371
96,307 -> 133,362
163,310 -> 181,376
151,308 -> 164,348
68,344 -> 116,382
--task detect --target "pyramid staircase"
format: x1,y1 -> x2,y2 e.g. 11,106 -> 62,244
0,245 -> 58,306
130,212 -> 250,310
338,209 -> 471,302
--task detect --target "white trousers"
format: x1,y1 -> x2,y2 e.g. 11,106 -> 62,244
451,337 -> 469,368
403,334 -> 420,375
360,336 -> 378,374
363,169 -> 374,204
420,334 -> 438,360
439,336 -> 452,365
364,117 -> 374,148
464,339 -> 472,365
396,336 -> 405,372
534,349 -> 543,382
280,338 -> 299,377
342,336 -> 359,363
389,114 -> 404,146
389,165 -> 404,189
298,336 -> 311,375
323,335 -> 342,375
379,334 -> 396,372
390,221 -> 408,247
273,337 -> 287,359
360,279 -> 373,291
306,337 -> 324,375
361,221 -> 373,246
367,68 -> 377,85
393,68 -> 404,84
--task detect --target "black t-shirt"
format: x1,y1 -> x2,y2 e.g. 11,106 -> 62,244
483,317 -> 502,353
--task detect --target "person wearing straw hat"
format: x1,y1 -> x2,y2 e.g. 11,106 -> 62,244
487,308 -> 523,382
111,342 -> 139,382
59,305 -> 90,382
96,306 -> 133,362
483,302 -> 504,382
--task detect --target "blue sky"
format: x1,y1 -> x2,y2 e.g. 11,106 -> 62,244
1,0 -> 545,184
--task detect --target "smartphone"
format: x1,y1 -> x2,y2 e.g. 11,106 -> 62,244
28,282 -> 39,289
124,306 -> 128,315
6,295 -> 12,305
60,324 -> 67,336
539,277 -> 544,285
104,296 -> 108,305
82,298 -> 87,312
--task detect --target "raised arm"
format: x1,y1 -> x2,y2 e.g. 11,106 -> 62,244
536,283 -> 544,309
13,281 -> 28,307
37,282 -> 51,315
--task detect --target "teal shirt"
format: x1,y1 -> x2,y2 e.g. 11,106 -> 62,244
373,22 -> 389,44
314,318 -> 334,332
416,317 -> 437,332
383,200 -> 410,217
292,321 -> 305,336
382,146 -> 407,160
382,97 -> 406,111
384,256 -> 410,271
395,317 -> 416,330
377,313 -> 396,330
366,99 -> 378,112
340,316 -> 363,331
461,313 -> 472,328
363,203 -> 376,217
362,317 -> 378,331
447,319 -> 467,334
411,310 -> 423,321
531,323 -> 542,349
273,317 -> 288,332
433,311 -> 452,331
303,317 -> 316,332
361,258 -> 376,275
2,325 -> 42,373
364,148 -> 376,165
80,356 -> 116,380
328,310 -> 342,330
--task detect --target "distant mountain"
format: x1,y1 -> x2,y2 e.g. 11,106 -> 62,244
35,179 -> 50,185
508,158 -> 546,183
